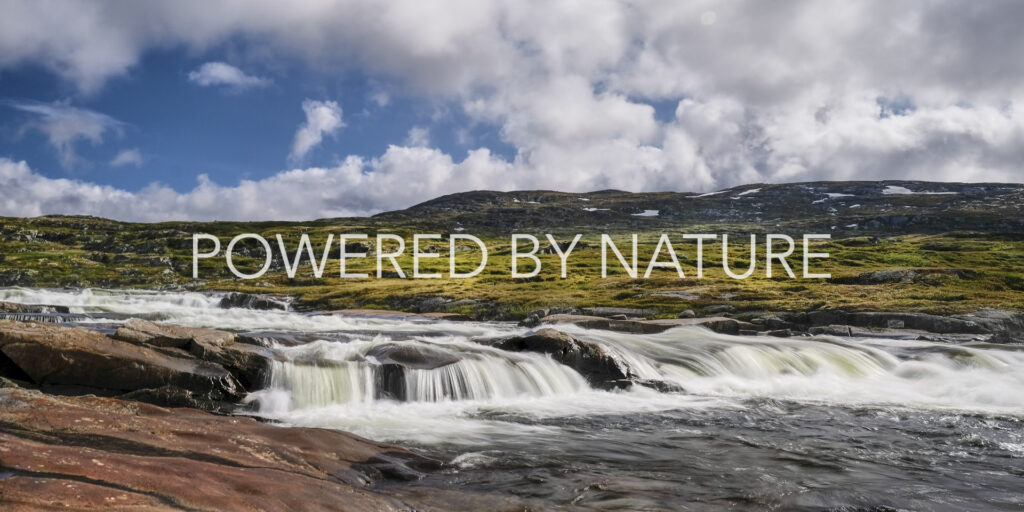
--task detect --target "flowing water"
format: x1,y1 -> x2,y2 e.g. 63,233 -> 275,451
3,287 -> 1024,510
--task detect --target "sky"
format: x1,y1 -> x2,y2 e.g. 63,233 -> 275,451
0,0 -> 1022,221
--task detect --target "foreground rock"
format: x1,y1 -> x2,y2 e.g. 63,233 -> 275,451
0,385 -> 521,511
0,320 -> 278,411
476,328 -> 682,392
0,321 -> 242,409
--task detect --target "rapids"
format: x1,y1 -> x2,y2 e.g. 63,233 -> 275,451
3,287 -> 1024,510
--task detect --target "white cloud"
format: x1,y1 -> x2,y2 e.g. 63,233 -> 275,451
110,148 -> 143,167
187,61 -> 270,90
0,1 -> 1023,220
405,126 -> 430,147
5,100 -> 124,169
289,100 -> 344,162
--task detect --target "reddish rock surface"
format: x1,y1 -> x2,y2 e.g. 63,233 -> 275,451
0,384 -> 521,511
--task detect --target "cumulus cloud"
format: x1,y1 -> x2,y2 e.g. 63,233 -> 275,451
0,1 -> 1023,220
4,100 -> 124,169
289,100 -> 344,162
187,61 -> 270,90
405,126 -> 430,147
110,148 -> 143,167
0,149 -> 512,221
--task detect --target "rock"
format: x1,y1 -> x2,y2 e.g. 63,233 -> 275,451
845,312 -> 984,334
115,318 -> 235,348
539,314 -> 669,334
540,314 -> 753,336
0,301 -> 70,314
476,328 -> 633,390
835,268 -> 979,285
763,315 -> 791,330
420,312 -> 472,321
190,337 -> 277,390
677,309 -> 696,319
767,329 -> 793,337
809,325 -> 854,337
219,292 -> 291,311
706,305 -> 736,314
988,331 -> 1022,344
366,343 -> 461,370
0,387 -> 518,511
581,307 -> 656,318
237,331 -> 324,347
0,322 -> 243,409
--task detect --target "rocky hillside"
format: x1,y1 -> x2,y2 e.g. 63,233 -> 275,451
375,181 -> 1024,234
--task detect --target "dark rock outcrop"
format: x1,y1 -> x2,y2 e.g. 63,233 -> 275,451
366,343 -> 461,401
219,292 -> 292,311
477,328 -> 631,389
367,343 -> 460,370
475,328 -> 682,392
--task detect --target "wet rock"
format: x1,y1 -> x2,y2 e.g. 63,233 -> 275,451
190,337 -> 277,390
0,387 -> 512,511
0,322 -> 243,408
0,301 -> 70,314
114,318 -> 235,348
539,314 -> 670,334
477,328 -> 633,390
677,309 -> 696,319
367,343 -> 461,370
809,325 -> 854,337
219,292 -> 292,311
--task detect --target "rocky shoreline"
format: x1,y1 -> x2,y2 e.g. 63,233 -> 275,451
0,312 -> 529,511
1,294 -> 1022,510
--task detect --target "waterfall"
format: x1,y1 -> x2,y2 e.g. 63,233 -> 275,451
248,337 -> 591,414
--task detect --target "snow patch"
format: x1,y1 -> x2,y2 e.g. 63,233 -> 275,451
632,210 -> 660,217
883,185 -> 957,195
737,188 -> 761,196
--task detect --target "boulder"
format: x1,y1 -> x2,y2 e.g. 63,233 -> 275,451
366,343 -> 462,401
115,318 -> 235,348
219,292 -> 291,311
190,337 -> 277,390
0,322 -> 243,408
0,301 -> 70,314
366,343 -> 460,370
477,328 -> 631,390
0,387 -> 519,511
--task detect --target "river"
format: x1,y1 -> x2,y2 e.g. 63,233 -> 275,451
2,287 -> 1023,510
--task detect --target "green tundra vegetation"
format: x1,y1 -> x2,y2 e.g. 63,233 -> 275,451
1,181 -> 1022,319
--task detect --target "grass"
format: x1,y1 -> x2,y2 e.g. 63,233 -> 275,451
2,214 -> 1021,318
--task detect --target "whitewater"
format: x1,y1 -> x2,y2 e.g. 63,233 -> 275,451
2,287 -> 1023,510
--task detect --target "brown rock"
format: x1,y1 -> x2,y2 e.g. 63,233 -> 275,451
0,387 -> 522,511
0,322 -> 242,407
115,318 -> 235,348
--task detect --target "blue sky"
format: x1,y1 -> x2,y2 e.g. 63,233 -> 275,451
0,47 -> 517,193
0,1 -> 1021,221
